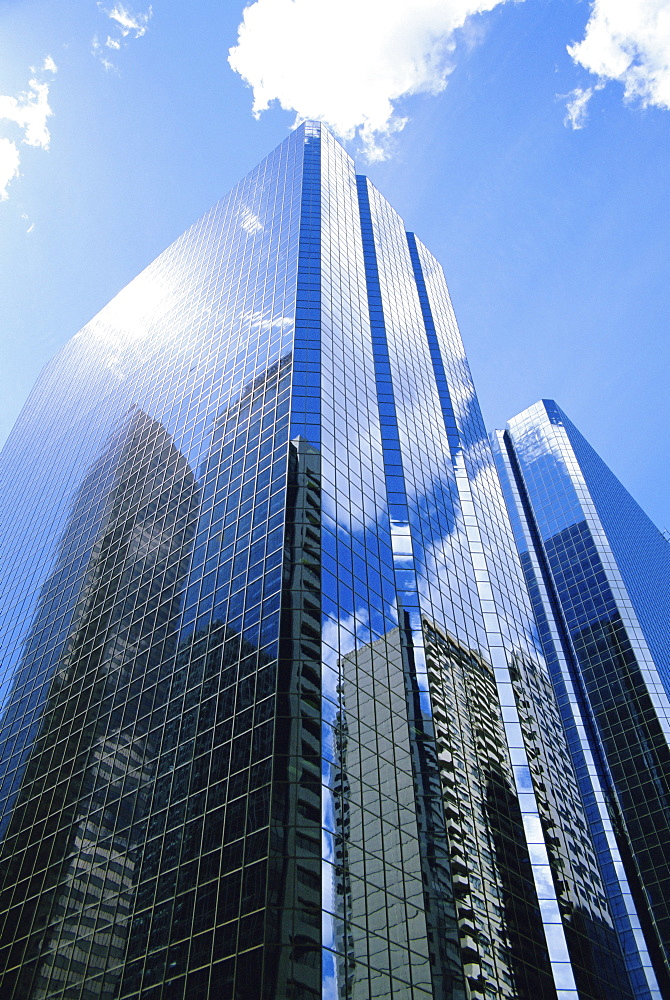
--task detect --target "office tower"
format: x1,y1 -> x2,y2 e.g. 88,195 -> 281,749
492,400 -> 670,999
0,123 -> 644,1000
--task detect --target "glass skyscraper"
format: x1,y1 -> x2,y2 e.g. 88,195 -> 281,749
493,400 -> 670,999
0,124 -> 654,999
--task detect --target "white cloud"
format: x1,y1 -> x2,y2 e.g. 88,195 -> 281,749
229,0 -> 520,160
563,85 -> 596,128
42,56 -> 58,74
240,308 -> 292,333
239,205 -> 263,233
104,2 -> 152,38
91,37 -> 117,71
322,607 -> 371,676
0,71 -> 54,200
568,0 -> 670,111
0,138 -> 20,201
0,78 -> 53,149
95,2 -> 152,67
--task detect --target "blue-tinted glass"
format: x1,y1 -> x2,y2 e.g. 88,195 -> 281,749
497,400 -> 670,999
0,127 -> 639,1000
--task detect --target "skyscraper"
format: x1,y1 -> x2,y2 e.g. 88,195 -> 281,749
492,400 -> 670,998
0,124 -> 651,999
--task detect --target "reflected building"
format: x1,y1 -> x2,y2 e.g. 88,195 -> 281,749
493,400 -> 670,998
0,408 -> 200,998
0,124 -> 653,998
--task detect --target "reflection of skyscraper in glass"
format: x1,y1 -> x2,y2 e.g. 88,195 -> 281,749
0,124 -> 651,999
493,400 -> 670,998
0,409 -> 200,998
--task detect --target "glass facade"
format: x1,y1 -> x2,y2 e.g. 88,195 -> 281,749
0,125 -> 643,999
493,399 -> 670,999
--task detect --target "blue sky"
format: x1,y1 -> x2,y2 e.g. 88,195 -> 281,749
1,0 -> 669,529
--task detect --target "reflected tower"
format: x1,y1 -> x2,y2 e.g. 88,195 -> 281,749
0,408 -> 200,997
0,125 -> 650,999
